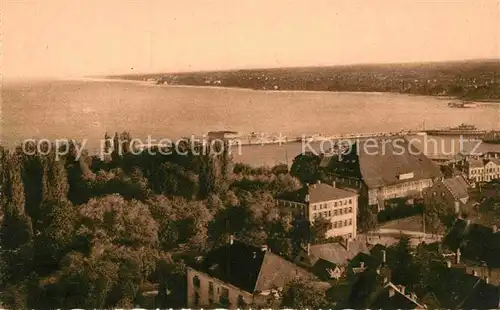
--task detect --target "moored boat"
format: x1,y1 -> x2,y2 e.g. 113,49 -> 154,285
425,123 -> 485,136
448,101 -> 478,108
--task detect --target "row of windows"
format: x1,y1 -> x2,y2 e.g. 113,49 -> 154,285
336,177 -> 362,188
313,199 -> 353,211
333,219 -> 353,228
472,175 -> 500,182
312,207 -> 353,219
470,167 -> 500,174
382,181 -> 420,195
193,276 -> 246,307
470,168 -> 500,175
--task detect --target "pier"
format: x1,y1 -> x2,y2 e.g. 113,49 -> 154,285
225,130 -> 428,146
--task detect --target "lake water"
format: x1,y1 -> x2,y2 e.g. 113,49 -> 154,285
2,79 -> 500,166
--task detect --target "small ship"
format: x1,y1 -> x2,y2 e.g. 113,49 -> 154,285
448,101 -> 478,108
425,123 -> 486,136
482,131 -> 500,144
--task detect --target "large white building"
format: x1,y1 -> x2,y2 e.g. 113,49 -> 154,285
276,181 -> 358,240
463,158 -> 500,184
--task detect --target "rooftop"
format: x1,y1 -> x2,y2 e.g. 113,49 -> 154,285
311,258 -> 340,280
278,182 -> 357,204
429,261 -> 500,308
321,137 -> 443,188
371,282 -> 426,309
467,159 -> 484,168
194,240 -> 315,293
305,237 -> 371,266
442,175 -> 469,201
443,219 -> 500,267
356,138 -> 443,188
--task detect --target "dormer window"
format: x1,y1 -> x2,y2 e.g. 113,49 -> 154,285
397,172 -> 414,180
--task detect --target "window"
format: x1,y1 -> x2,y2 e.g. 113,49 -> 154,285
328,211 -> 331,217
349,199 -> 352,204
340,209 -> 343,215
348,207 -> 353,213
193,275 -> 200,289
209,281 -> 214,296
334,210 -> 338,216
348,219 -> 352,225
324,211 -> 328,217
194,292 -> 200,306
238,295 -> 246,308
333,222 -> 338,228
344,220 -> 348,226
219,287 -> 230,306
334,202 -> 337,207
339,221 -> 343,228
313,205 -> 317,210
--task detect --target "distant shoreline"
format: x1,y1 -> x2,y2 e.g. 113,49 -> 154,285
72,77 -> 500,104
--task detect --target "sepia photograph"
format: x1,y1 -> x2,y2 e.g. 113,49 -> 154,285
1,0 -> 500,308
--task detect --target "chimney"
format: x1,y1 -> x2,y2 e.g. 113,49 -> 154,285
446,261 -> 452,268
332,181 -> 336,188
466,219 -> 471,226
316,180 -> 321,184
306,243 -> 311,257
261,245 -> 268,252
493,225 -> 498,233
472,270 -> 478,277
312,184 -> 316,188
486,276 -> 490,284
305,194 -> 310,203
381,250 -> 387,263
345,238 -> 350,251
360,261 -> 365,269
456,248 -> 461,264
252,252 -> 256,259
399,285 -> 406,295
455,201 -> 460,215
229,235 -> 234,245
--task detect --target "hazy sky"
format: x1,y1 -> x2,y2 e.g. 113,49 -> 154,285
2,0 -> 499,79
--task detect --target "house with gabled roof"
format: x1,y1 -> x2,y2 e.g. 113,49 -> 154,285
463,157 -> 500,185
294,237 -> 370,267
427,260 -> 500,309
371,282 -> 427,309
443,218 -> 500,268
423,175 -> 470,214
320,137 -> 443,211
312,258 -> 344,280
186,237 -> 322,308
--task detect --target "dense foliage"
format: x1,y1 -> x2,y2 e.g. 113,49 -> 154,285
0,135 -> 304,308
112,60 -> 500,100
